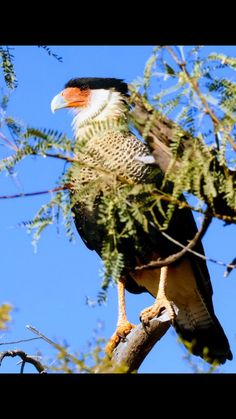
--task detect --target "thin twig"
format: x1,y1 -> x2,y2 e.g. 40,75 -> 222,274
166,46 -> 236,152
26,325 -> 60,348
135,215 -> 211,270
1,175 -> 235,226
34,150 -> 118,175
42,152 -> 80,164
224,257 -> 236,277
0,186 -> 67,199
156,192 -> 236,223
41,152 -> 134,184
26,325 -> 91,372
2,148 -> 133,189
161,230 -> 235,271
2,139 -> 236,222
0,132 -> 18,151
0,350 -> 47,373
0,337 -> 42,346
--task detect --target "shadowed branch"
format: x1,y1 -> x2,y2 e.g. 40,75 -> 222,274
135,214 -> 211,270
0,349 -> 47,373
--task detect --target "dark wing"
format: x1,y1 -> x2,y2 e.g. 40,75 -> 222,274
72,200 -> 103,251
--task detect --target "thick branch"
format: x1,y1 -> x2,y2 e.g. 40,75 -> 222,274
0,350 -> 47,373
111,310 -> 171,372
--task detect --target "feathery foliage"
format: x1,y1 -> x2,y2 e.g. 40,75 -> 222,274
1,45 -> 236,299
0,46 -> 17,89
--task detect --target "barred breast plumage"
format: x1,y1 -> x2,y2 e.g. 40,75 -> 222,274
69,127 -> 153,203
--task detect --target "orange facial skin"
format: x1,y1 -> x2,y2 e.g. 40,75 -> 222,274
61,87 -> 90,108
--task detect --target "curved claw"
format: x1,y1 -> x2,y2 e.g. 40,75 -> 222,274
105,321 -> 136,356
140,297 -> 176,326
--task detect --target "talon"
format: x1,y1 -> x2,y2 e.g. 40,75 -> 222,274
140,297 -> 176,325
117,332 -> 128,342
140,313 -> 150,327
105,322 -> 135,356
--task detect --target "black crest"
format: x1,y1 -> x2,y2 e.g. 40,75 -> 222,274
65,77 -> 129,96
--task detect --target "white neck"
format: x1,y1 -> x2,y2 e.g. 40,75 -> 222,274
71,89 -> 127,138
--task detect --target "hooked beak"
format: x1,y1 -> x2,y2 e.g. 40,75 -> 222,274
51,87 -> 90,113
51,92 -> 68,113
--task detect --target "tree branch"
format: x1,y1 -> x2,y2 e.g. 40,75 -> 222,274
0,337 -> 41,346
1,179 -> 235,225
156,193 -> 236,223
160,230 -> 236,272
26,325 -> 92,371
111,310 -> 171,372
135,214 -> 211,270
0,350 -> 47,373
26,325 -> 62,349
0,186 -> 67,199
133,215 -> 235,273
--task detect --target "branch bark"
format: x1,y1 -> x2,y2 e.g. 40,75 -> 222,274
111,310 -> 171,372
0,350 -> 47,373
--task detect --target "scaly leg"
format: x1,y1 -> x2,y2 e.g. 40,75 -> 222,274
140,266 -> 176,325
105,277 -> 135,355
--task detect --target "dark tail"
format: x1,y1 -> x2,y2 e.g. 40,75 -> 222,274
175,308 -> 233,365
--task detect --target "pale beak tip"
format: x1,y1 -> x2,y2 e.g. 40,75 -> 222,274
50,92 -> 67,114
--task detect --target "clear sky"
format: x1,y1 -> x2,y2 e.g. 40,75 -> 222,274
0,45 -> 236,373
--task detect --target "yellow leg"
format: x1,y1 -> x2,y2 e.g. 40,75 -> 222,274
105,278 -> 135,355
140,266 -> 176,325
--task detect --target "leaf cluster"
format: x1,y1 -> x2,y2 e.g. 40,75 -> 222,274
0,46 -> 17,89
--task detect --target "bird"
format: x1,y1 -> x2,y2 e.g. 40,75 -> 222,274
51,77 -> 232,365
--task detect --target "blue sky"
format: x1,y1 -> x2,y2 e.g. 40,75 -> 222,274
0,45 -> 236,373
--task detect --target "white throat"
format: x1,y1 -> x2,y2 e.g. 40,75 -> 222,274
71,89 -> 127,138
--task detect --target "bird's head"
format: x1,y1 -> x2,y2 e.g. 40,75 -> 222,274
51,77 -> 129,135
